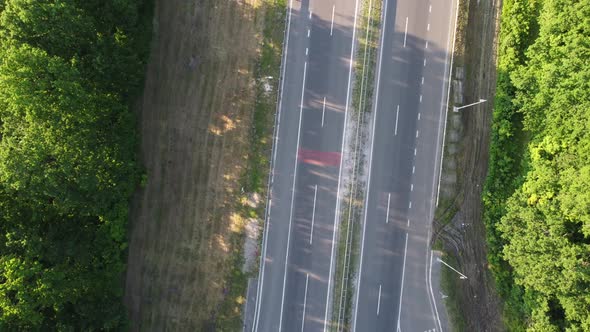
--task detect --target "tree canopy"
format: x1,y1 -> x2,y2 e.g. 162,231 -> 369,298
485,0 -> 590,330
0,0 -> 152,329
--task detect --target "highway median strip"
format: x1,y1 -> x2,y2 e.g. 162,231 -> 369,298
330,0 -> 383,330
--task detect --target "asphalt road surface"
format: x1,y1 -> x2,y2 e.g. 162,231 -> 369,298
352,0 -> 458,331
251,0 -> 359,331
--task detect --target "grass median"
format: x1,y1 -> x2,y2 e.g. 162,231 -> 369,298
330,0 -> 382,330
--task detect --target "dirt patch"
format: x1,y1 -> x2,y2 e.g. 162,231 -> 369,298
434,0 -> 505,330
123,0 -> 271,330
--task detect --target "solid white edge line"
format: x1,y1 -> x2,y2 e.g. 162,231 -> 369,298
352,0 -> 389,329
429,251 -> 443,331
252,0 -> 293,330
279,60 -> 307,331
396,233 -> 409,331
301,273 -> 310,332
310,184 -> 318,244
377,284 -> 382,315
323,0 -> 360,330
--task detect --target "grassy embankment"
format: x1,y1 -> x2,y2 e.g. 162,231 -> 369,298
215,1 -> 287,330
432,0 -> 470,330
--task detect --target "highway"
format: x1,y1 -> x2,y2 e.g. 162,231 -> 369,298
251,0 -> 359,331
352,0 -> 458,331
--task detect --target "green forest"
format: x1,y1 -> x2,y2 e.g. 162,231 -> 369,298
484,0 -> 590,330
0,0 -> 152,329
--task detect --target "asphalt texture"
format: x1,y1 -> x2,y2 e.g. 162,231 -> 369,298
251,0 -> 359,331
352,0 -> 458,331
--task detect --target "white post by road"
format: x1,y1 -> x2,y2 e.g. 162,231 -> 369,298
453,98 -> 486,112
437,257 -> 468,279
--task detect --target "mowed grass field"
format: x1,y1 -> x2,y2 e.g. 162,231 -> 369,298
124,0 -> 285,330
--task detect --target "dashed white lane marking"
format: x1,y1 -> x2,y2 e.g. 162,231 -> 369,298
416,130 -> 419,138
411,184 -> 414,192
377,284 -> 383,315
427,23 -> 430,31
419,94 -> 423,103
331,5 -> 335,36
421,76 -> 424,85
414,148 -> 417,156
307,29 -> 311,38
418,113 -> 421,120
306,47 -> 308,55
396,233 -> 409,331
412,166 -> 415,174
386,193 -> 391,224
403,17 -> 409,47
425,40 -> 429,49
322,97 -> 326,127
309,9 -> 312,19
278,60 -> 307,331
409,201 -> 412,209
301,273 -> 309,332
395,105 -> 400,135
429,4 -> 432,13
424,59 -> 427,66
310,184 -> 318,244
407,218 -> 410,227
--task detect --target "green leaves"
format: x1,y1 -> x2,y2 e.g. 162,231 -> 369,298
0,0 -> 151,329
0,44 -> 138,218
487,0 -> 590,329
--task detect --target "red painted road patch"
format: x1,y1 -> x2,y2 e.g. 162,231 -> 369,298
298,148 -> 341,167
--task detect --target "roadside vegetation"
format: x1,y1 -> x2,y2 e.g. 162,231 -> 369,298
0,0 -> 152,329
215,0 -> 287,329
484,0 -> 590,329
